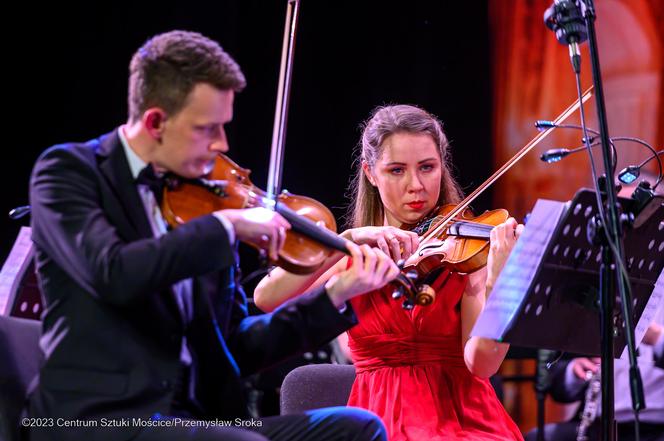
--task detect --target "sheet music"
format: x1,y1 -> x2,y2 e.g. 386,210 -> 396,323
472,199 -> 566,340
624,267 -> 664,359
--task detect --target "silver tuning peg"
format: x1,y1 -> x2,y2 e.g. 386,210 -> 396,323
392,287 -> 404,299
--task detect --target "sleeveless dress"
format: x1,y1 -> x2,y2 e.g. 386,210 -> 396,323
347,268 -> 523,440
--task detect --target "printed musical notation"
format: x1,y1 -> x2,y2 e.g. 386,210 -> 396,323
627,268 -> 664,359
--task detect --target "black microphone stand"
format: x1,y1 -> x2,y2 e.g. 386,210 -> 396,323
581,4 -> 646,441
544,2 -> 645,440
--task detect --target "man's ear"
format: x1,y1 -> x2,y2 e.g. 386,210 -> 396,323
361,160 -> 377,187
142,108 -> 167,141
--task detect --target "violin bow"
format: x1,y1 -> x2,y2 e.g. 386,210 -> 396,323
421,86 -> 594,242
267,0 -> 300,200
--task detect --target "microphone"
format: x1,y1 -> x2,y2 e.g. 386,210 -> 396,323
543,0 -> 587,73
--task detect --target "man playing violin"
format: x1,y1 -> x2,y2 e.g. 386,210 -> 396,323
255,104 -> 525,440
27,30 -> 398,441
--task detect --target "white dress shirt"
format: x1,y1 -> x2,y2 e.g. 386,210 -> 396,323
118,127 -> 236,366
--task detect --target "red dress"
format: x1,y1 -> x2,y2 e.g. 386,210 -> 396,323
347,269 -> 523,441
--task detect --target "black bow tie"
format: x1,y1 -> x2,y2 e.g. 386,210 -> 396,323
136,165 -> 165,206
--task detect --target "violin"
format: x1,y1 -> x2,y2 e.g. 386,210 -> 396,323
392,87 -> 594,309
408,205 -> 508,275
160,153 -> 348,275
390,205 -> 509,308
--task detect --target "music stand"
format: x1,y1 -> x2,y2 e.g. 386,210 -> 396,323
472,188 -> 664,357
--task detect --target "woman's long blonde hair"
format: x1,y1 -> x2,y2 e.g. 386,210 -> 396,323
346,104 -> 464,228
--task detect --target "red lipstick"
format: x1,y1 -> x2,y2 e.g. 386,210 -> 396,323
406,201 -> 425,210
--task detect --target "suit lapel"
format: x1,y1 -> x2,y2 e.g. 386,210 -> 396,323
95,129 -> 182,324
97,130 -> 154,240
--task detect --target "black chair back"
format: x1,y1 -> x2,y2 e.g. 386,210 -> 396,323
280,364 -> 356,415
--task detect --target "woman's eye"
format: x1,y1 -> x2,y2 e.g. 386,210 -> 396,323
389,167 -> 404,175
420,164 -> 434,172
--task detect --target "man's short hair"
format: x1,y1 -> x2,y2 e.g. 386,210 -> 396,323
128,30 -> 246,122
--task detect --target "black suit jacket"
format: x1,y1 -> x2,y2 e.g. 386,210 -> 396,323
27,130 -> 356,441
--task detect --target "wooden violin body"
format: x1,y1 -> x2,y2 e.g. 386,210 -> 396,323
161,154 -> 342,275
406,204 -> 509,275
393,205 -> 509,308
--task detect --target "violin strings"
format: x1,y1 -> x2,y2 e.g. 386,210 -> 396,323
419,87 -> 594,243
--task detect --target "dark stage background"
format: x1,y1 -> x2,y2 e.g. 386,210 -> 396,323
2,0 -> 494,273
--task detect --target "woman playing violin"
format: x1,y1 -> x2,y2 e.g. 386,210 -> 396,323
255,104 -> 524,440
